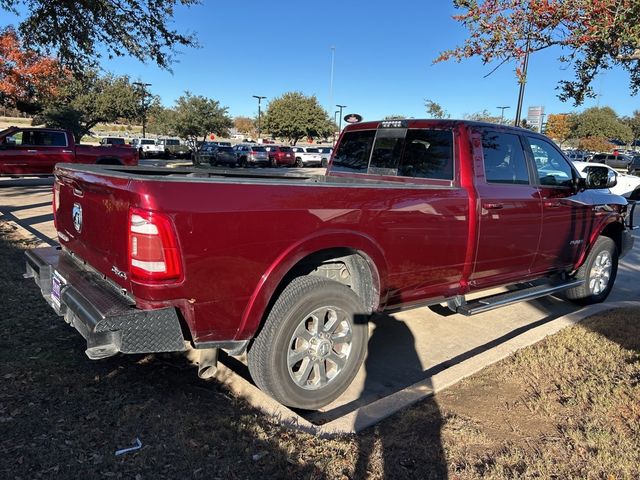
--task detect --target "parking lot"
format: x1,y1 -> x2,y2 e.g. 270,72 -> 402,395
1,166 -> 638,433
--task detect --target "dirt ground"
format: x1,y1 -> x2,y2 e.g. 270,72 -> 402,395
1,219 -> 639,479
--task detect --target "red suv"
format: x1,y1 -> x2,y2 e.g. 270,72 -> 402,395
265,145 -> 295,167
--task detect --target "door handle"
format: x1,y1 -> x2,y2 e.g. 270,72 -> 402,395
26,150 -> 38,153
544,201 -> 561,208
484,203 -> 503,210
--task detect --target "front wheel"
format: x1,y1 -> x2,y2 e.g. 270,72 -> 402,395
247,276 -> 369,410
565,236 -> 618,305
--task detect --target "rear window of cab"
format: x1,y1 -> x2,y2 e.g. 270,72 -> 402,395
332,127 -> 454,180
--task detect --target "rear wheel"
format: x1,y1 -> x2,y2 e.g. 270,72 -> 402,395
565,236 -> 618,305
247,276 -> 369,410
295,157 -> 303,167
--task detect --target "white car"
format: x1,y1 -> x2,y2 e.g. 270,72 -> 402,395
132,138 -> 164,159
573,161 -> 640,200
317,147 -> 333,167
291,146 -> 323,167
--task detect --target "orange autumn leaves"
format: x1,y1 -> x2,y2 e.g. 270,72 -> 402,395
0,27 -> 66,107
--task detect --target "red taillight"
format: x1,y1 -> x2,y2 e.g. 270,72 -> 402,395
128,208 -> 182,282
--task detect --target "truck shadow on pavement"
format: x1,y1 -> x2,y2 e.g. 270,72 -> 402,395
0,200 -> 56,246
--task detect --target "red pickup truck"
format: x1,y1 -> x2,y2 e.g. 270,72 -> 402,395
0,126 -> 138,175
25,119 -> 635,410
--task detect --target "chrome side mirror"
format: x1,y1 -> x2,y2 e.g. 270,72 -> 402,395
583,165 -> 617,189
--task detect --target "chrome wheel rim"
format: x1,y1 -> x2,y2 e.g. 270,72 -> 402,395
287,306 -> 353,391
588,250 -> 612,295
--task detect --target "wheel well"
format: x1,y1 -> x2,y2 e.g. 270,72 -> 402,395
600,221 -> 623,254
96,157 -> 123,166
278,248 -> 379,313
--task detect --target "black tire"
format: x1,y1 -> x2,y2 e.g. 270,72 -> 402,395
295,157 -> 303,167
247,276 -> 369,410
321,158 -> 328,168
629,187 -> 640,201
270,157 -> 277,168
565,236 -> 618,305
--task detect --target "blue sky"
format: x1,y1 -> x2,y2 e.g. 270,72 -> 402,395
3,1 -> 638,121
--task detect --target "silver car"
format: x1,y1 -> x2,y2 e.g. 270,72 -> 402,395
234,144 -> 269,167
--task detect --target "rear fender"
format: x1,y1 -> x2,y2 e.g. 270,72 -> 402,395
235,231 -> 388,340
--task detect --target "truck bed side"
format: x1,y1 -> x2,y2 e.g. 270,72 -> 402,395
54,166 -> 472,344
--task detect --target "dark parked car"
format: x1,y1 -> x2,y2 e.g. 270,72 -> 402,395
211,146 -> 238,167
194,144 -> 216,166
265,145 -> 295,167
628,155 -> 640,176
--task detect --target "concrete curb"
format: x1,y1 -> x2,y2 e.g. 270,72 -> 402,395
212,300 -> 640,436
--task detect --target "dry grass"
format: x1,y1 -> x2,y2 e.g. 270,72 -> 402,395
1,219 -> 639,479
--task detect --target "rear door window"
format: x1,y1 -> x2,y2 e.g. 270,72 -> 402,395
481,131 -> 530,184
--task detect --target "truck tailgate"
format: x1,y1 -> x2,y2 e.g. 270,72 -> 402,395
55,168 -> 134,292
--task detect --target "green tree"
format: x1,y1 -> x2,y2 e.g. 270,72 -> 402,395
171,92 -> 233,151
464,109 -> 502,124
572,107 -> 632,143
622,110 -> 640,148
383,114 -> 407,120
544,114 -> 572,147
436,0 -> 640,105
33,71 -> 142,141
424,99 -> 449,119
0,0 -> 199,73
147,105 -> 177,137
263,92 -> 333,145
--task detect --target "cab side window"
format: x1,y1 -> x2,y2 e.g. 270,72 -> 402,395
481,131 -> 529,184
526,136 -> 574,187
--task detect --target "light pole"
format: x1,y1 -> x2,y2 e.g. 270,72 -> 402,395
133,82 -> 151,138
497,106 -> 510,123
336,104 -> 347,133
333,110 -> 340,144
252,95 -> 266,140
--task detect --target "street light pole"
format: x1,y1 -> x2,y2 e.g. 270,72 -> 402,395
333,110 -> 340,144
336,104 -> 347,133
497,106 -> 510,123
133,82 -> 152,138
252,95 -> 266,140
